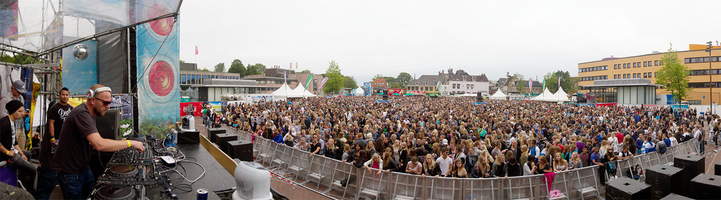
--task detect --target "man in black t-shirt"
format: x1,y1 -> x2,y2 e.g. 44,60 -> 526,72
34,87 -> 72,200
53,84 -> 145,199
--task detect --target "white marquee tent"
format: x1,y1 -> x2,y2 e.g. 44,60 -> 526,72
489,90 -> 508,100
531,88 -> 555,101
550,87 -> 570,102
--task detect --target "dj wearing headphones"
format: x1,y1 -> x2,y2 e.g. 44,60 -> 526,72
53,84 -> 145,199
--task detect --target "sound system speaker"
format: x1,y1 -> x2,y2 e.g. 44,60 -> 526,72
674,154 -> 705,196
660,193 -> 693,200
715,159 -> 721,176
382,94 -> 388,101
227,140 -> 253,161
606,177 -> 651,200
96,109 -> 121,140
690,173 -> 721,199
209,128 -> 226,144
476,92 -> 483,102
178,129 -> 199,144
216,133 -> 237,152
645,165 -> 683,199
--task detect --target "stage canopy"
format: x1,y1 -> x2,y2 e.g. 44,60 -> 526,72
531,88 -> 555,101
271,82 -> 293,98
353,87 -> 364,96
550,87 -> 570,102
0,0 -> 182,54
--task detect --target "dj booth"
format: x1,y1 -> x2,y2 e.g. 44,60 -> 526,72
90,135 -> 235,200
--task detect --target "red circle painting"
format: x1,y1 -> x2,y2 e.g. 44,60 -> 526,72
148,61 -> 174,96
148,4 -> 173,36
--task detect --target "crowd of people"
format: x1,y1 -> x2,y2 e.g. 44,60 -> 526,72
212,96 -> 718,181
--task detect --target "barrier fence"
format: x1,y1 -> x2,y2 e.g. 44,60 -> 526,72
225,126 -> 698,200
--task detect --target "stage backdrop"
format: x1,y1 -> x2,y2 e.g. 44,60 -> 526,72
61,40 -> 98,95
136,1 -> 179,137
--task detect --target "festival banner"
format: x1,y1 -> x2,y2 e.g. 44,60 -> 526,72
319,77 -> 329,89
136,3 -> 179,137
304,74 -> 313,91
180,102 -> 202,117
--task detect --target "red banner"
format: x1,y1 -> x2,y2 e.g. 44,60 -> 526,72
180,102 -> 202,116
596,103 -> 617,107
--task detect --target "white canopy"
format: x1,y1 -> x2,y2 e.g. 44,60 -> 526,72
289,84 -> 316,98
353,87 -> 364,96
550,87 -> 570,102
531,88 -> 555,101
271,82 -> 293,98
489,90 -> 508,99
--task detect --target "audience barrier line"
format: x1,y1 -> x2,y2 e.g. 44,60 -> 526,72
223,126 -> 699,200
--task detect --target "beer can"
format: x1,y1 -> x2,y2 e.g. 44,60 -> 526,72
197,188 -> 208,200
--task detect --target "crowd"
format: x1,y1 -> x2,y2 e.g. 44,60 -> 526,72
209,96 -> 718,181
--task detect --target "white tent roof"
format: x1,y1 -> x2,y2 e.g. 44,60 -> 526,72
289,84 -> 316,98
272,82 -> 293,98
489,90 -> 507,99
532,88 -> 555,101
353,88 -> 364,95
550,88 -> 570,102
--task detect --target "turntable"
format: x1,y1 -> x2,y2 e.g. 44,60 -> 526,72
108,165 -> 138,177
92,184 -> 140,200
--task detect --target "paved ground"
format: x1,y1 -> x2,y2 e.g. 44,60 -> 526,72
194,116 -> 333,200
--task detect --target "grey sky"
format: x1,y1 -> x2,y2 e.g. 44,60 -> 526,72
179,0 -> 719,85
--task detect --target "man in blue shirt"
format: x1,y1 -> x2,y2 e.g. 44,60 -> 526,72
590,146 -> 606,184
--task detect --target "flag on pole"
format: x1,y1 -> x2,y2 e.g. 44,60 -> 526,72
290,63 -> 292,69
436,81 -> 442,92
529,78 -> 533,94
542,79 -> 546,92
195,46 -> 198,55
558,77 -> 561,90
319,77 -> 329,89
296,62 -> 298,69
304,74 -> 313,91
283,71 -> 287,83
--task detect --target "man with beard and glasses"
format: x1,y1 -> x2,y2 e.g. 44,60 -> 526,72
54,84 -> 145,199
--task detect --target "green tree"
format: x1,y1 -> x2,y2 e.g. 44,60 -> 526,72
543,70 -> 579,93
507,73 -> 523,93
227,59 -> 246,77
373,74 -> 385,80
198,68 -> 210,72
656,45 -> 690,104
299,69 -> 312,74
214,63 -> 225,72
246,63 -> 266,75
396,72 -> 412,88
323,61 -> 344,94
343,76 -> 358,89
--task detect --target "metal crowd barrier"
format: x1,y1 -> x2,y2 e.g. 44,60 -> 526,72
221,126 -> 699,199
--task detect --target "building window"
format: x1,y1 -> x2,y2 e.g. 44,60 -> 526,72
633,63 -> 636,68
655,60 -> 658,66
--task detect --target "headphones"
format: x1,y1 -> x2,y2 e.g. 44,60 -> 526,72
87,87 -> 112,99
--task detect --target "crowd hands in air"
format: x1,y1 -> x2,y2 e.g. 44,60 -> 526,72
206,96 -> 719,179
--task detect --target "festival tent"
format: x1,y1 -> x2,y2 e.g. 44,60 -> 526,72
353,88 -> 364,96
489,90 -> 508,100
290,84 -> 316,98
271,82 -> 293,99
549,87 -> 570,102
531,88 -> 555,101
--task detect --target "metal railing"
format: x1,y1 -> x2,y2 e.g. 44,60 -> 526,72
226,126 -> 698,200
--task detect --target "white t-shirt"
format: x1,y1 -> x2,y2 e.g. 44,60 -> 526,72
436,156 -> 453,176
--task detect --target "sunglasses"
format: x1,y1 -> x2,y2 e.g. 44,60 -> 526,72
95,98 -> 112,106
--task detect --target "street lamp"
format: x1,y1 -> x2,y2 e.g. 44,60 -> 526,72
706,41 -> 713,115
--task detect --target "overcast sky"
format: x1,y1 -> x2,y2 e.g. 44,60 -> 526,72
178,0 -> 719,84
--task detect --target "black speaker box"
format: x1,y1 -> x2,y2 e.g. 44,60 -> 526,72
660,193 -> 693,200
715,159 -> 721,176
178,130 -> 199,144
95,109 -> 120,140
209,128 -> 226,144
606,177 -> 651,200
674,154 -> 705,196
690,173 -> 721,199
227,140 -> 253,161
215,133 -> 237,152
645,165 -> 683,199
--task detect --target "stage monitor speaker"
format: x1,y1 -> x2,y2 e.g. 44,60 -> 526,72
227,140 -> 253,161
382,94 -> 389,101
209,128 -> 226,143
645,165 -> 683,199
178,129 -> 199,144
476,92 -> 483,102
690,174 -> 721,199
96,109 -> 120,140
216,133 -> 237,153
606,177 -> 651,200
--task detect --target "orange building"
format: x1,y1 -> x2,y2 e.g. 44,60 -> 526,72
578,44 -> 721,105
